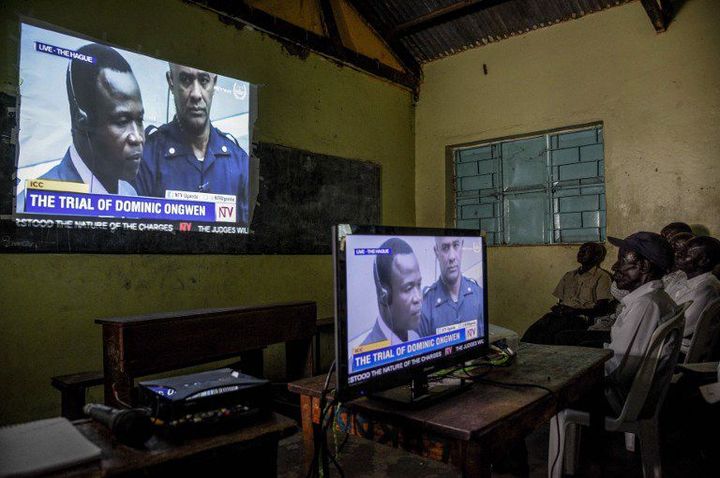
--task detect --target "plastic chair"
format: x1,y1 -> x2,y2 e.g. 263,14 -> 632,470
548,302 -> 690,478
684,298 -> 720,364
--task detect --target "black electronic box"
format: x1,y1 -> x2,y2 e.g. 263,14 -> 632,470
138,368 -> 271,435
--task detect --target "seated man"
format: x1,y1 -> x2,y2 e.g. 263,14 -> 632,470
660,221 -> 693,242
663,231 -> 694,300
673,236 -> 720,355
569,233 -> 675,449
522,242 -> 612,344
605,232 -> 675,397
554,281 -> 626,346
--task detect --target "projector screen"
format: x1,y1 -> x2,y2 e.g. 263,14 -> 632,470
14,21 -> 256,237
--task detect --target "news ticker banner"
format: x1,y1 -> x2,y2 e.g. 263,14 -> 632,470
350,328 -> 469,374
24,187 -> 237,223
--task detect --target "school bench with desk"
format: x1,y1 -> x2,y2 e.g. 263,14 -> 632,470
47,302 -> 317,477
52,301 -> 317,416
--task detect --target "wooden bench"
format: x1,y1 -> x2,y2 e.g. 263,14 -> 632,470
52,301 -> 316,418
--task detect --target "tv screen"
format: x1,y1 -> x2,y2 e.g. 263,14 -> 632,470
334,225 -> 489,401
13,21 -> 256,237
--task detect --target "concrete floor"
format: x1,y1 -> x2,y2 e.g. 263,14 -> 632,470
277,418 -> 716,477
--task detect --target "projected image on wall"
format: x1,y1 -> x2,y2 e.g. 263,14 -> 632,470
15,22 -> 256,234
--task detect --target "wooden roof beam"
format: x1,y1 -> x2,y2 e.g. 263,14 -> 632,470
392,0 -> 514,39
347,0 -> 422,82
640,0 -> 672,32
187,0 -> 418,90
318,0 -> 344,57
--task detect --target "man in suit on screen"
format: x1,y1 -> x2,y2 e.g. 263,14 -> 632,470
349,238 -> 423,353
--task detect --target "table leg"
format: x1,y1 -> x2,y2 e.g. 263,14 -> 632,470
462,442 -> 492,478
301,394 -> 316,472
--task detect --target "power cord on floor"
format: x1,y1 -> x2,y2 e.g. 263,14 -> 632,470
306,360 -> 345,478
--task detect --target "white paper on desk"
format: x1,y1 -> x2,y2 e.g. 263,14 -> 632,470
0,417 -> 101,477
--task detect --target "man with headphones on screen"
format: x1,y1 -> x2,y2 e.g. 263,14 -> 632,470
418,237 -> 483,338
39,43 -> 144,195
349,238 -> 423,350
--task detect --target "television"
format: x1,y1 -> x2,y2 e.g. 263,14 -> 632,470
9,20 -> 257,248
333,225 -> 490,405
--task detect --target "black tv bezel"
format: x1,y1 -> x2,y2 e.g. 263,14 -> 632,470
333,224 -> 490,402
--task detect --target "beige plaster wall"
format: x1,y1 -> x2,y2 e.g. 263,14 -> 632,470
415,0 -> 720,333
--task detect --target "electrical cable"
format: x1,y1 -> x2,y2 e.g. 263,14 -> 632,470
306,360 -> 345,478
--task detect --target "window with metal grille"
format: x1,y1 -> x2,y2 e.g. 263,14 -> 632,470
454,124 -> 605,245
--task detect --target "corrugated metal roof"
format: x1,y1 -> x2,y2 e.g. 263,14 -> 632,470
366,0 -> 635,63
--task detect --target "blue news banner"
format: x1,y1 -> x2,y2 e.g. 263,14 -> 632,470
351,329 -> 467,374
25,190 -> 218,222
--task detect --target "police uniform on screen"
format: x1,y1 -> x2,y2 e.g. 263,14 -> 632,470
418,276 -> 483,337
134,119 -> 249,225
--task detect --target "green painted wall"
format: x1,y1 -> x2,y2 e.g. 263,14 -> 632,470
415,0 -> 720,334
0,0 -> 415,424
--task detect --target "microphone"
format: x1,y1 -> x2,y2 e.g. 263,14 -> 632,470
83,403 -> 153,447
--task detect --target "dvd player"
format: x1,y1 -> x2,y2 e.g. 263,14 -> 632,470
138,368 -> 271,435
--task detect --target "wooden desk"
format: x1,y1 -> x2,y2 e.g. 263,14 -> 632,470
96,302 -> 316,408
52,413 -> 296,477
288,343 -> 612,478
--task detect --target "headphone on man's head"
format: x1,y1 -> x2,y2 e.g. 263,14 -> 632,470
373,257 -> 391,307
67,61 -> 89,130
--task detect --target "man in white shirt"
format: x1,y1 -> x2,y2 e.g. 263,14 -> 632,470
673,236 -> 720,354
605,232 -> 676,395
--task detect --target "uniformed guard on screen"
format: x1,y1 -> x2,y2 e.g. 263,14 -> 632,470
418,237 -> 483,337
134,63 -> 250,225
40,43 -> 144,195
349,238 -> 423,350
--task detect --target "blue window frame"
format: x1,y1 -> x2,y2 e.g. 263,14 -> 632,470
454,124 -> 606,245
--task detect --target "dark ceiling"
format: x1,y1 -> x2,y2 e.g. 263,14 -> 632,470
190,0 -> 677,91
352,0 -> 638,64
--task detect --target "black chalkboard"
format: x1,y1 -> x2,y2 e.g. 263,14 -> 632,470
1,97 -> 381,255
250,142 -> 381,254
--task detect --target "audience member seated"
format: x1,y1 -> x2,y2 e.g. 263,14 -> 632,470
604,232 -> 675,398
660,221 -> 693,242
557,228 -> 694,348
672,236 -> 720,355
568,233 -> 676,459
663,232 -> 694,300
522,242 -> 612,344
554,281 -> 626,346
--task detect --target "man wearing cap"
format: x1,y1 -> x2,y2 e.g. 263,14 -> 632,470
672,236 -> 720,355
605,232 -> 675,395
